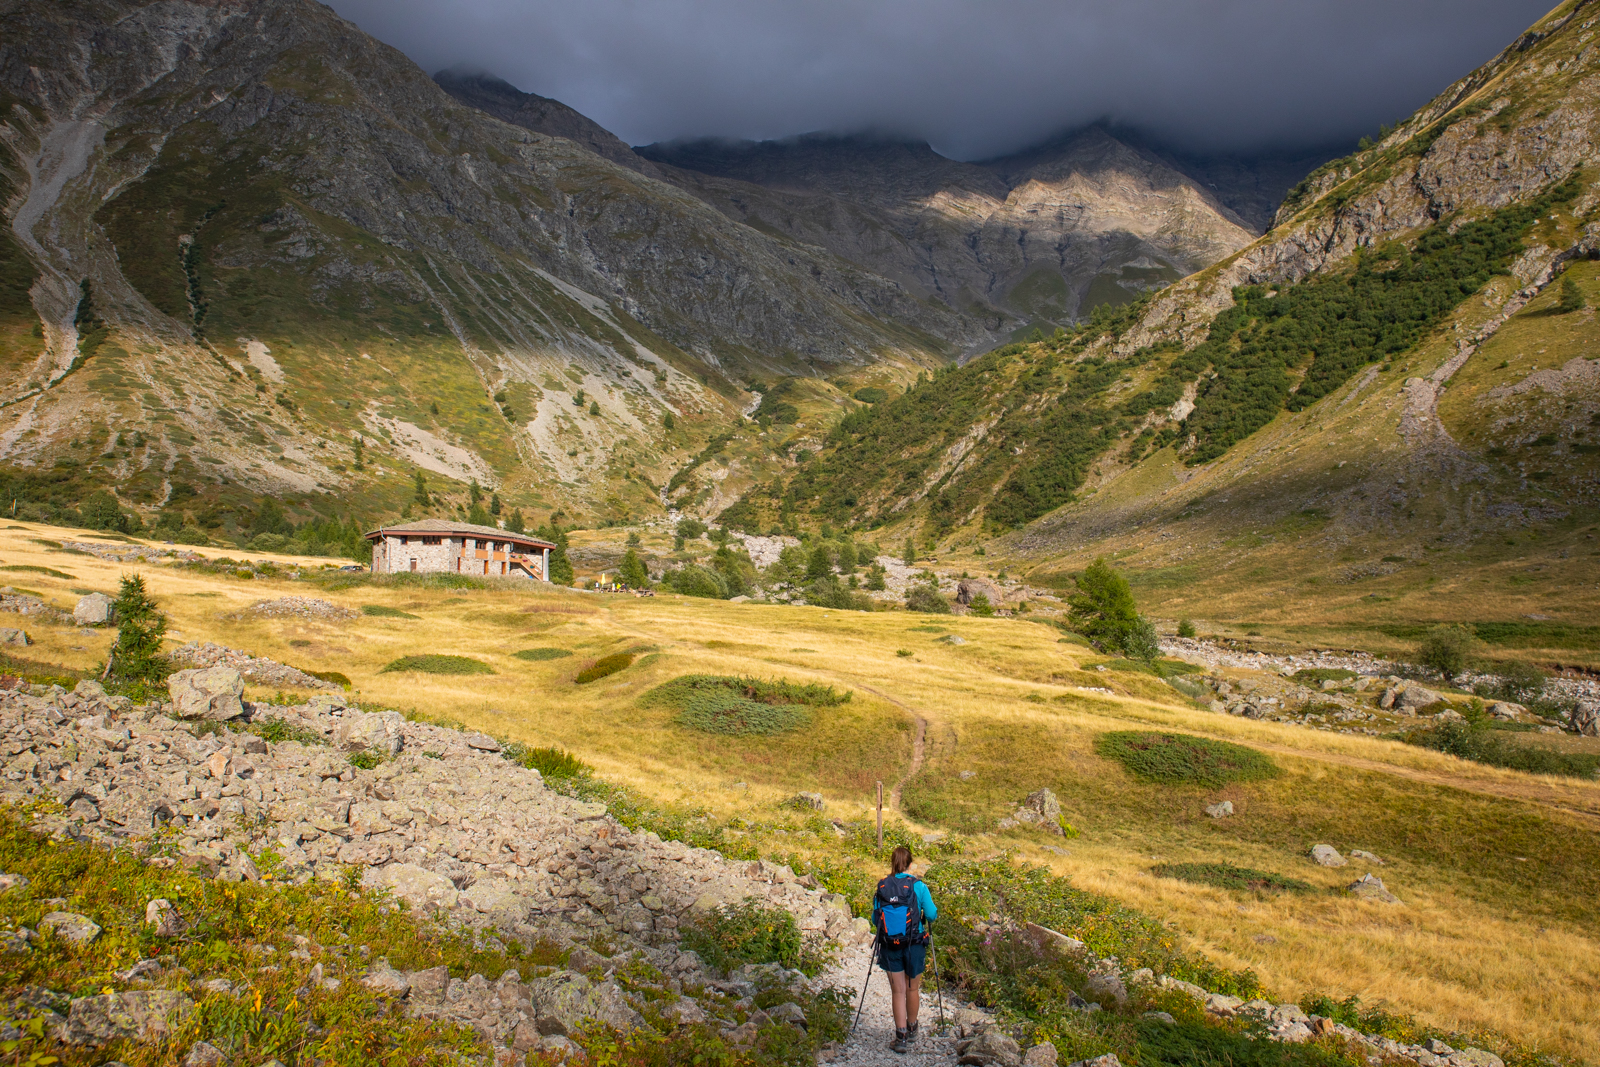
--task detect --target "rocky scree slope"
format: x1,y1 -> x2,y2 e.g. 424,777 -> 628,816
0,671 -> 873,1059
731,0 -> 1600,555
636,128 -> 1258,337
0,0 -> 977,519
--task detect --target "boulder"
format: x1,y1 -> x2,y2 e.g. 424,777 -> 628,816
74,593 -> 115,626
1454,1051 -> 1506,1067
183,1040 -> 225,1067
1349,849 -> 1384,864
1024,788 -> 1061,820
40,911 -> 101,945
527,972 -> 643,1036
1084,971 -> 1128,1008
465,733 -> 501,752
956,578 -> 1004,607
1023,1042 -> 1058,1067
1068,1057 -> 1122,1067
1309,844 -> 1346,867
1023,922 -> 1086,957
1396,685 -> 1440,710
167,667 -> 245,721
460,878 -> 527,924
1204,801 -> 1234,818
0,628 -> 30,647
360,958 -> 412,996
956,1029 -> 1022,1066
361,863 -> 459,912
1347,873 -> 1402,905
333,710 -> 405,757
1571,700 -> 1599,737
791,791 -> 825,811
63,990 -> 193,1045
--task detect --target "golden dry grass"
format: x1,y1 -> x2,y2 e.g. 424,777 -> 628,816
2,520 -> 1597,1057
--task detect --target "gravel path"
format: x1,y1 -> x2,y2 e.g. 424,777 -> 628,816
825,942 -> 962,1066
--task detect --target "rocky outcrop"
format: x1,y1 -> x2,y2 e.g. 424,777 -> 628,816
166,668 -> 246,721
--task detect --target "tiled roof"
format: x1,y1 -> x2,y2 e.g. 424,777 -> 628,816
363,519 -> 555,548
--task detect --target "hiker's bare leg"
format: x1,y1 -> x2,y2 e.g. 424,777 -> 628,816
887,970 -> 908,1029
907,975 -> 921,1027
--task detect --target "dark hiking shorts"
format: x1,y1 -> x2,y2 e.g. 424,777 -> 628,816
877,941 -> 927,978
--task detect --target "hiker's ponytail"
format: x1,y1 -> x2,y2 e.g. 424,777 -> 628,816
891,845 -> 912,874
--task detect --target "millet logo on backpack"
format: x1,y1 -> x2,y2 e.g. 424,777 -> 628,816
874,876 -> 927,948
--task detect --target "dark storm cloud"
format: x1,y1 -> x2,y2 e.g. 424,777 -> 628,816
325,0 -> 1555,159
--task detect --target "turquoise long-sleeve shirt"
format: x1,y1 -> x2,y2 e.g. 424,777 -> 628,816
871,873 -> 937,934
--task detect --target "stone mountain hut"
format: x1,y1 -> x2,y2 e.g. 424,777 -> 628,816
364,520 -> 557,580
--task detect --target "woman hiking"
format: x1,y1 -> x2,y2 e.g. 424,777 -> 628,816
871,845 -> 938,1054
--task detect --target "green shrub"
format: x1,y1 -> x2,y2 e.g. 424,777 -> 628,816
0,564 -> 74,579
1176,619 -> 1196,638
307,670 -> 351,688
1068,559 -> 1159,661
1096,732 -> 1280,786
503,743 -> 591,781
1479,660 -> 1546,704
348,750 -> 383,770
574,652 -> 634,684
1151,863 -> 1313,894
969,592 -> 995,617
1558,276 -> 1586,313
905,586 -> 951,613
379,654 -> 495,675
1415,623 -> 1475,681
513,647 -> 574,661
852,387 -> 888,404
642,674 -> 847,736
1291,667 -> 1358,684
1405,720 -> 1600,779
664,564 -> 728,599
246,718 -> 327,746
681,898 -> 834,977
109,573 -> 168,683
362,604 -> 419,618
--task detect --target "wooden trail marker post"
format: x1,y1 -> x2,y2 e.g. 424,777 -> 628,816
876,780 -> 884,851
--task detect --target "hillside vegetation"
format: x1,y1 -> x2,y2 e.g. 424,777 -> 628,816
1,523 -> 1596,1060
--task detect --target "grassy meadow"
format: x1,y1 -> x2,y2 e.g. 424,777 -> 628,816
2,522 -> 1598,1058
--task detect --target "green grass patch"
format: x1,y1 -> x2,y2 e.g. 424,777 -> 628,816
362,604 -> 420,618
379,654 -> 495,675
642,674 -> 849,736
1372,620 -> 1600,650
1096,731 -> 1280,787
1151,862 -> 1313,894
1400,721 -> 1600,779
574,652 -> 634,684
680,897 -> 835,978
307,669 -> 351,688
0,564 -> 74,579
502,743 -> 591,781
513,647 -> 574,661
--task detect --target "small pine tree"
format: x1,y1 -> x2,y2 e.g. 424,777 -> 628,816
412,470 -> 428,507
1559,276 -> 1586,313
866,564 -> 887,591
589,400 -> 600,416
1177,619 -> 1197,639
1417,624 -> 1475,681
469,479 -> 482,505
806,542 -> 834,581
468,502 -> 490,526
352,436 -> 364,471
539,523 -> 574,585
110,574 -> 168,683
663,412 -> 675,431
969,593 -> 994,617
1068,558 -> 1148,656
903,538 -> 916,566
619,548 -> 650,589
430,401 -> 440,415
507,509 -> 526,534
489,493 -> 501,516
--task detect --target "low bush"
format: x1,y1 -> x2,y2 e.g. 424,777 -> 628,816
0,564 -> 74,579
642,674 -> 848,736
680,897 -> 835,977
503,743 -> 591,781
1151,862 -> 1313,894
905,586 -> 951,613
245,717 -> 327,746
1475,660 -> 1546,704
379,654 -> 495,675
1403,720 -> 1600,779
1096,732 -> 1280,787
513,647 -> 574,661
574,652 -> 635,684
362,604 -> 420,618
1291,667 -> 1358,685
307,669 -> 351,688
1415,623 -> 1475,681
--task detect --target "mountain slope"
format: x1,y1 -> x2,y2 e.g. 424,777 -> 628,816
728,0 -> 1600,614
638,128 -> 1261,334
0,0 -> 990,534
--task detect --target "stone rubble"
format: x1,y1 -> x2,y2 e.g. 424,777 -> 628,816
167,642 -> 339,691
0,668 -> 875,1060
237,597 -> 359,622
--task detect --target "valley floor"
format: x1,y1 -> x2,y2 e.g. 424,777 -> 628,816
2,523 -> 1597,1059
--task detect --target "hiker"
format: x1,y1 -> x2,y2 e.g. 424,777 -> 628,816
872,844 -> 937,1054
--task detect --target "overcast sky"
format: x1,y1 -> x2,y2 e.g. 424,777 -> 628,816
326,0 -> 1555,160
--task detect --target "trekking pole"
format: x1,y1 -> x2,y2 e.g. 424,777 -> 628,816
931,934 -> 947,1031
851,934 -> 879,1034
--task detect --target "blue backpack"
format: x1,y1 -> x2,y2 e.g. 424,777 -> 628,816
874,875 -> 928,948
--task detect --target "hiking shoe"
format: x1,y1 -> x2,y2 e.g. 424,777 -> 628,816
890,1028 -> 908,1054
906,1021 -> 919,1045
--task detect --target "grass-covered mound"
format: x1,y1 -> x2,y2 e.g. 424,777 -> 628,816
1096,732 -> 1279,786
1292,667 -> 1358,685
681,898 -> 835,977
513,647 -> 573,661
362,604 -> 419,618
574,652 -> 634,684
379,654 -> 494,675
1152,862 -> 1313,894
642,675 -> 850,736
